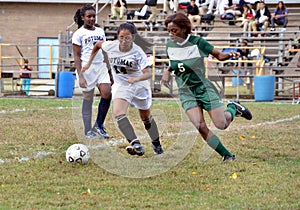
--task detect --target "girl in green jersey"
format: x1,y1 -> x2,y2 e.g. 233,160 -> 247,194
161,13 -> 252,161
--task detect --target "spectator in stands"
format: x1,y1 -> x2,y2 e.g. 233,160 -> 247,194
163,0 -> 179,14
145,0 -> 158,29
82,23 -> 164,156
72,5 -> 112,139
270,1 -> 288,32
234,0 -> 251,15
111,0 -> 127,20
19,59 -> 32,96
187,0 -> 201,29
240,4 -> 255,37
161,13 -> 253,162
197,0 -> 209,15
127,4 -> 151,20
207,0 -> 222,15
251,0 -> 271,37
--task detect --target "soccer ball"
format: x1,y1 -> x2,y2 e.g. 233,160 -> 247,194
66,144 -> 90,164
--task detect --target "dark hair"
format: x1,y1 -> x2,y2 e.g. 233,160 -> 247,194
74,4 -> 95,28
117,22 -> 153,53
117,22 -> 137,35
276,1 -> 286,13
165,13 -> 192,36
243,4 -> 253,14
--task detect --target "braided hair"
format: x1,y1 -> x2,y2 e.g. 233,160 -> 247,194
74,4 -> 95,28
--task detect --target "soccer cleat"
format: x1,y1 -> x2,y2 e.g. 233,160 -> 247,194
228,100 -> 252,120
270,28 -> 275,31
126,142 -> 145,156
222,154 -> 236,162
93,125 -> 110,139
85,130 -> 101,139
152,144 -> 164,155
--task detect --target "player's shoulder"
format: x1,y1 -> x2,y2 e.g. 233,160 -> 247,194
102,40 -> 118,51
95,26 -> 105,34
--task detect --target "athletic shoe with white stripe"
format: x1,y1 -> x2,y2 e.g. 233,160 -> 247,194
228,100 -> 252,120
126,140 -> 144,156
93,125 -> 110,139
85,130 -> 102,139
222,154 -> 236,162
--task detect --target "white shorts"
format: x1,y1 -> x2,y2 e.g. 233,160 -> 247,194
112,81 -> 152,110
78,63 -> 110,92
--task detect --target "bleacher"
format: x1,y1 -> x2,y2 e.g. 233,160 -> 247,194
101,3 -> 300,100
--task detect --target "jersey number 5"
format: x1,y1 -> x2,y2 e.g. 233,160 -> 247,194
178,63 -> 186,72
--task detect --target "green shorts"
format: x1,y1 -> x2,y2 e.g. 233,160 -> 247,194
179,79 -> 224,111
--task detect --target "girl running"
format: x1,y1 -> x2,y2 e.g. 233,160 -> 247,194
82,23 -> 163,156
72,5 -> 112,139
161,13 -> 252,161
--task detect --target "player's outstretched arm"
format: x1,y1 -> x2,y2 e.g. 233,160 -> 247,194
211,49 -> 240,61
82,41 -> 104,72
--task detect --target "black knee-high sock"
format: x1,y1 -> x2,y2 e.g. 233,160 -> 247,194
95,98 -> 111,128
116,114 -> 139,144
143,116 -> 161,147
82,99 -> 93,135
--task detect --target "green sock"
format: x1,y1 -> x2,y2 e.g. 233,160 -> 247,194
207,134 -> 232,157
225,104 -> 237,121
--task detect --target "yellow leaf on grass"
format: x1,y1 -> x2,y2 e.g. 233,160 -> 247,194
251,135 -> 256,139
203,186 -> 210,191
192,171 -> 197,175
239,135 -> 246,141
230,172 -> 238,179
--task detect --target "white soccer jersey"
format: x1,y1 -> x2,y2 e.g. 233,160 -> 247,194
72,26 -> 106,65
101,40 -> 149,86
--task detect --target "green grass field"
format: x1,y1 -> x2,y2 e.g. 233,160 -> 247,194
0,98 -> 299,209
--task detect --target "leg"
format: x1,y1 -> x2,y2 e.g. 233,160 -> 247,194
148,6 -> 158,23
186,107 -> 234,159
139,109 -> 163,154
252,20 -> 258,35
94,83 -> 112,138
207,0 -> 215,14
114,99 -> 144,155
263,21 -> 269,31
271,17 -> 275,28
163,0 -> 168,13
208,106 -> 234,130
111,6 -> 117,18
82,90 -> 94,135
173,0 -> 178,12
119,6 -> 127,19
283,17 -> 288,28
195,15 -> 201,27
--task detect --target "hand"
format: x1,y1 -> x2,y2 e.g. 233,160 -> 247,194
78,74 -> 87,88
161,70 -> 171,89
81,64 -> 90,72
128,77 -> 137,84
229,51 -> 240,59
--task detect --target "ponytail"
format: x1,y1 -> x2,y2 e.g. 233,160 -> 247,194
74,4 -> 95,29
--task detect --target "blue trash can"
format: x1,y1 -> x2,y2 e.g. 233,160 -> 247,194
57,72 -> 74,98
254,75 -> 275,101
232,70 -> 244,86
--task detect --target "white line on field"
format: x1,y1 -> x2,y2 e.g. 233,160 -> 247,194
0,115 -> 299,165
